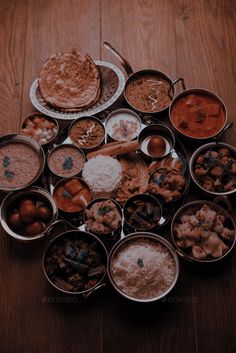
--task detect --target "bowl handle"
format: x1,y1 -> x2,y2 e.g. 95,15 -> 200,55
101,41 -> 134,76
168,77 -> 186,98
212,122 -> 233,142
44,219 -> 76,238
82,282 -> 106,299
214,195 -> 232,214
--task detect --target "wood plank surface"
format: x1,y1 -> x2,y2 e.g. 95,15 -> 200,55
0,1 -> 236,353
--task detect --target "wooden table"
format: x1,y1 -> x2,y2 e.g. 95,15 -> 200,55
1,1 -> 236,352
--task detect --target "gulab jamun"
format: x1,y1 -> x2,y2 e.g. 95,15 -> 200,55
19,203 -> 38,223
25,221 -> 44,236
37,205 -> 52,222
147,136 -> 166,157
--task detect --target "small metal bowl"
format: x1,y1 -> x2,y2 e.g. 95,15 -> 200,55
20,112 -> 59,147
105,108 -> 142,142
190,142 -> 236,196
139,124 -> 175,160
171,200 -> 236,263
52,177 -> 92,226
83,197 -> 122,240
169,87 -> 228,141
148,167 -> 187,205
123,193 -> 162,233
43,230 -> 108,296
0,134 -> 45,192
107,232 -> 179,303
47,143 -> 85,178
0,186 -> 58,242
68,116 -> 105,151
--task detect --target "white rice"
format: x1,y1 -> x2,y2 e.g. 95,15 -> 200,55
82,156 -> 122,194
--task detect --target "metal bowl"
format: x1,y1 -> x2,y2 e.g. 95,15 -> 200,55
0,186 -> 58,242
20,112 -> 59,147
171,200 -> 236,263
169,87 -> 227,141
0,133 -> 45,192
107,232 -> 179,303
43,230 -> 108,296
68,115 -> 105,151
139,124 -> 175,160
189,142 -> 236,196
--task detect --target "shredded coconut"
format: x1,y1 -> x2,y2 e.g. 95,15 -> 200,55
82,156 -> 122,194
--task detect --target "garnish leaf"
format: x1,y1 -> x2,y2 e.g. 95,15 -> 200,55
63,157 -> 73,170
4,170 -> 14,180
98,206 -> 112,216
3,156 -> 10,168
137,258 -> 144,268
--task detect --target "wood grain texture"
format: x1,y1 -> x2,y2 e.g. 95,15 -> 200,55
0,0 -> 236,353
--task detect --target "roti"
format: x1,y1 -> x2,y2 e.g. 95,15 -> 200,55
116,152 -> 149,203
38,50 -> 100,110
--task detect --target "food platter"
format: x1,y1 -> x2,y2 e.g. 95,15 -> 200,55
40,109 -> 190,235
30,61 -> 126,120
1,44 -> 236,302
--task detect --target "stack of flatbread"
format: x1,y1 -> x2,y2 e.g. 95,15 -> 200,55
38,49 -> 100,112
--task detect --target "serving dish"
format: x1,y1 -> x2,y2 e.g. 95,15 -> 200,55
171,200 -> 236,263
41,109 -> 190,233
30,61 -> 126,120
107,232 -> 179,302
0,186 -> 58,242
189,142 -> 236,196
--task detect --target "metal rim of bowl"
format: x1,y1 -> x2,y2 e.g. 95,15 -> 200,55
105,108 -> 142,142
124,69 -> 175,115
0,186 -> 58,242
47,143 -> 85,178
68,115 -> 105,150
171,200 -> 236,263
189,142 -> 236,196
107,232 -> 180,303
20,112 -> 59,146
138,123 -> 176,159
52,177 -> 92,214
83,197 -> 123,236
123,193 -> 163,231
0,133 -> 45,192
148,167 -> 188,205
42,229 -> 108,295
169,87 -> 228,140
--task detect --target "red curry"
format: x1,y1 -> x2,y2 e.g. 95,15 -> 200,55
171,93 -> 226,138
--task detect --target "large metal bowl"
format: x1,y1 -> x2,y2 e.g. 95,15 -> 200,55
107,232 -> 179,303
189,142 -> 236,196
171,200 -> 236,263
0,133 -> 45,192
0,186 -> 58,242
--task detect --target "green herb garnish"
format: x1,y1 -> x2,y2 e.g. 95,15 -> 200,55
98,206 -> 112,216
63,157 -> 73,170
3,156 -> 10,168
4,170 -> 14,180
196,112 -> 206,123
62,190 -> 71,199
153,173 -> 167,185
137,258 -> 144,268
